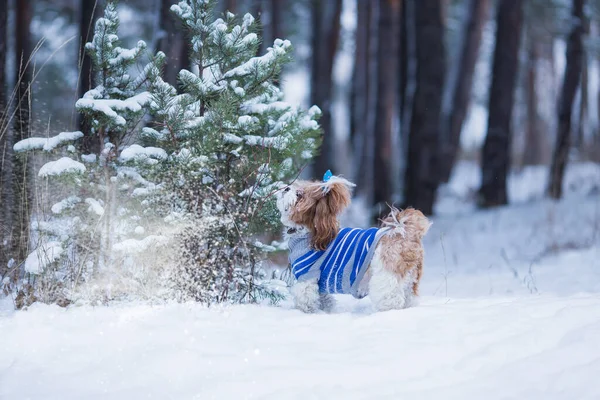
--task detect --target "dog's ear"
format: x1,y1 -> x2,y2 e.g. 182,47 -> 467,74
309,177 -> 354,250
320,177 -> 354,215
290,176 -> 354,251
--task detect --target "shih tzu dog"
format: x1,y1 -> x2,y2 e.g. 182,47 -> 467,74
276,172 -> 431,313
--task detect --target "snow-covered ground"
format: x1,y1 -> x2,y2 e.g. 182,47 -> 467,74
2,295 -> 600,400
1,162 -> 599,399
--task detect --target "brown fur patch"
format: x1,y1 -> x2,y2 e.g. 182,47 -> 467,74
378,208 -> 430,295
290,180 -> 352,250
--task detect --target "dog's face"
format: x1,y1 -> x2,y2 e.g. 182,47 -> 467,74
276,182 -> 305,229
276,177 -> 355,250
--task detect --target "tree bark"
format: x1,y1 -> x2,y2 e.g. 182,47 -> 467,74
403,0 -> 445,216
373,0 -> 400,215
523,31 -> 544,166
355,1 -> 378,199
225,0 -> 237,13
0,0 -> 8,275
548,0 -> 585,199
439,0 -> 489,182
269,0 -> 284,85
270,0 -> 282,41
158,0 -> 190,88
11,0 -> 33,268
310,0 -> 342,178
78,0 -> 100,153
478,0 -> 524,207
350,0 -> 370,151
576,50 -> 588,150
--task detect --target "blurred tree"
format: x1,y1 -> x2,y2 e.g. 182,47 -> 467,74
479,0 -> 524,208
0,0 -> 8,275
310,0 -> 342,178
548,0 -> 585,199
0,0 -> 5,117
523,26 -> 544,166
350,0 -> 371,179
78,0 -> 100,152
576,48 -> 588,150
398,0 -> 416,194
270,0 -> 282,41
10,0 -> 33,271
373,0 -> 400,216
157,0 -> 190,87
404,0 -> 445,215
269,0 -> 284,85
440,0 -> 490,182
225,0 -> 237,12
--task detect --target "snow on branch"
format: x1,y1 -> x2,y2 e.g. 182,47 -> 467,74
14,131 -> 84,152
38,157 -> 86,178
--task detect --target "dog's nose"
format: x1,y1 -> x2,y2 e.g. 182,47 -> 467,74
284,187 -> 291,193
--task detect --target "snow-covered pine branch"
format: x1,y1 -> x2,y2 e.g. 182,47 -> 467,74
143,0 -> 321,305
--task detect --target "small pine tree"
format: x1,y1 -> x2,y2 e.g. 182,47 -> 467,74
145,0 -> 321,304
12,1 -> 163,306
11,0 -> 320,307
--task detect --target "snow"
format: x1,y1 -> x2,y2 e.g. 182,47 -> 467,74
23,242 -> 64,274
51,196 -> 81,214
112,235 -> 168,254
38,157 -> 86,178
119,144 -> 168,162
13,131 -> 84,152
85,198 -> 105,216
81,154 -> 97,163
2,161 -> 600,399
1,294 -> 599,399
76,92 -> 151,126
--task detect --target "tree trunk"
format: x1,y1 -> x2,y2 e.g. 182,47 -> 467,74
398,0 -> 416,197
78,0 -> 100,153
225,0 -> 237,13
350,0 -> 370,150
158,0 -> 190,88
355,1 -> 378,199
11,0 -> 33,268
478,0 -> 524,207
270,0 -> 282,41
548,0 -> 584,199
439,0 -> 489,182
403,0 -> 445,216
269,0 -> 284,85
0,0 -> 8,275
523,32 -> 544,166
373,0 -> 400,215
576,50 -> 588,150
310,0 -> 342,178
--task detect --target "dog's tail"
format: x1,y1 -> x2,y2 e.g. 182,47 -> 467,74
380,207 -> 431,239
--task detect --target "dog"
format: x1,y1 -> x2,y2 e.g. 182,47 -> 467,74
276,174 -> 431,313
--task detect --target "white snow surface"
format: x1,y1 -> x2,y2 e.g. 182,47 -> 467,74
13,131 -> 84,152
1,295 -> 599,399
23,242 -> 64,274
38,157 -> 86,177
119,144 -> 168,162
1,162 -> 599,399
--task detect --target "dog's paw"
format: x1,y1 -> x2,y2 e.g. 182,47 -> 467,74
291,280 -> 320,313
319,293 -> 336,313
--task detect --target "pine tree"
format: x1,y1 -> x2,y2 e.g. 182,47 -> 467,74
143,0 -> 320,304
10,0 -> 319,307
11,1 -> 161,306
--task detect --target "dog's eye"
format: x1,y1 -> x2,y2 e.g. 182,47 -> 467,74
284,187 -> 291,193
296,192 -> 303,199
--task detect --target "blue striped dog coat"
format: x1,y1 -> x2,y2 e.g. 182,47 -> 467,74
288,227 -> 389,298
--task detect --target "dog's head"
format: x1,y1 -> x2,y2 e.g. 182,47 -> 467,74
276,176 -> 355,250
